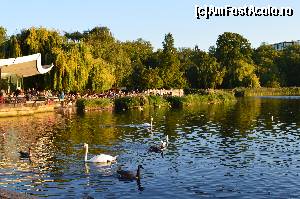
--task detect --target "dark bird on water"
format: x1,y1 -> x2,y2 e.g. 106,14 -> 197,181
19,148 -> 31,159
148,135 -> 169,154
117,165 -> 144,181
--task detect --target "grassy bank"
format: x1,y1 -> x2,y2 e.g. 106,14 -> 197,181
114,95 -> 169,111
76,91 -> 236,111
233,87 -> 300,97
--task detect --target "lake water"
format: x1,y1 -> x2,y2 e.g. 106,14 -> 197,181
1,97 -> 300,198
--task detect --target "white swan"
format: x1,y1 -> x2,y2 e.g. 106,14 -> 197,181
84,143 -> 117,163
160,135 -> 169,149
142,117 -> 153,127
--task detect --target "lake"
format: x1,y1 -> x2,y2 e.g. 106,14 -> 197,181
1,97 -> 300,198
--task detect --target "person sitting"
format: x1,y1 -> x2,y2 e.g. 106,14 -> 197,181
14,89 -> 21,98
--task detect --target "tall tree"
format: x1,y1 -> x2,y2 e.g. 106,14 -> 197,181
0,26 -> 7,58
253,44 -> 281,87
122,38 -> 153,90
83,27 -> 131,87
186,49 -> 224,89
215,32 -> 260,88
159,33 -> 186,88
278,45 -> 300,86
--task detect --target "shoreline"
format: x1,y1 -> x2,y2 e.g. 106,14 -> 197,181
1,87 -> 300,118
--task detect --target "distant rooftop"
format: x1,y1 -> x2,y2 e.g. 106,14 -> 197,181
271,40 -> 300,51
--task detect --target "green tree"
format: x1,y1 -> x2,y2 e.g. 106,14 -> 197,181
87,58 -> 115,92
159,33 -> 186,88
142,68 -> 163,89
253,44 -> 281,87
0,26 -> 7,58
83,27 -> 131,87
278,45 -> 300,86
6,36 -> 22,58
65,31 -> 84,42
215,32 -> 260,88
0,26 -> 6,44
187,49 -> 224,89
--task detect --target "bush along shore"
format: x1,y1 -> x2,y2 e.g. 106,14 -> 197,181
233,87 -> 300,97
76,98 -> 113,112
76,90 -> 236,112
166,90 -> 236,108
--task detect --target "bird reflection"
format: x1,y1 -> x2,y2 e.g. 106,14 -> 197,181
84,162 -> 115,176
85,163 -> 90,174
136,179 -> 144,191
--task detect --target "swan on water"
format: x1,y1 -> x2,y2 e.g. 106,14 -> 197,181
149,135 -> 169,153
160,135 -> 169,149
143,117 -> 153,127
84,143 -> 117,163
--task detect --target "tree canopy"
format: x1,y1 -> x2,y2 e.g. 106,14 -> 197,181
0,26 -> 299,92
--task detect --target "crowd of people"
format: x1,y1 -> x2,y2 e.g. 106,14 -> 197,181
0,88 -> 147,105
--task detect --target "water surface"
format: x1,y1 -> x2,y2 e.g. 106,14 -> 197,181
1,97 -> 300,198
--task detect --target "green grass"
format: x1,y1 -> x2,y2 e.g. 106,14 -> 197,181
76,98 -> 113,111
114,95 -> 169,110
76,91 -> 236,111
233,87 -> 300,97
147,95 -> 169,107
166,91 -> 236,108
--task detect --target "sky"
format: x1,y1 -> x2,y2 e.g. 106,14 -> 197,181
0,0 -> 299,51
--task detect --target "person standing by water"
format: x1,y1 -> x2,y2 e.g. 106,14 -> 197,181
0,90 -> 4,104
59,91 -> 65,107
59,91 -> 65,100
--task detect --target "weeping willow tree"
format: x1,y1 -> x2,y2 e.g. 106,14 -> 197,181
51,43 -> 92,91
87,58 -> 115,92
1,27 -> 117,91
11,27 -> 66,89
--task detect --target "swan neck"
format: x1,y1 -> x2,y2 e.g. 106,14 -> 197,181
136,167 -> 141,179
84,145 -> 88,162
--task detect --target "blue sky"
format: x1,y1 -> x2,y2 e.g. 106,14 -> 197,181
0,0 -> 299,51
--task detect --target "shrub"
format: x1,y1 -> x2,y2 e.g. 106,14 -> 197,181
76,98 -> 112,111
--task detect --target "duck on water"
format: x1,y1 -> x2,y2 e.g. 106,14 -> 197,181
19,148 -> 31,159
117,165 -> 144,181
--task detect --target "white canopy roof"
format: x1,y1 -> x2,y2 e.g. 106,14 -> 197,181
0,53 -> 53,77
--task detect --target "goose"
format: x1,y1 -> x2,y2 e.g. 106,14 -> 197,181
117,165 -> 144,180
148,145 -> 163,153
84,143 -> 117,163
19,148 -> 31,159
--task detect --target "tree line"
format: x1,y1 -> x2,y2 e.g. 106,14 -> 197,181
0,26 -> 299,92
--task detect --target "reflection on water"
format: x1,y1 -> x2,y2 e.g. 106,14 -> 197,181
1,97 -> 300,198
